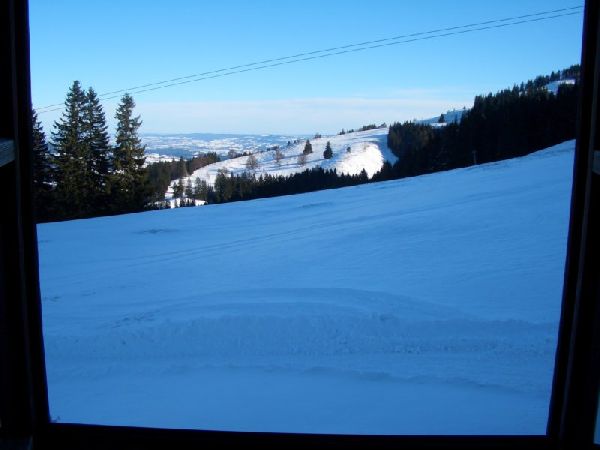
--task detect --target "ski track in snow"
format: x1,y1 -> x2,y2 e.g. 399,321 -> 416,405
38,140 -> 574,434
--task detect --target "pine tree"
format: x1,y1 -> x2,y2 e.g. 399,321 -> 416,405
214,168 -> 233,203
303,139 -> 313,155
112,93 -> 148,213
185,178 -> 193,198
323,141 -> 333,159
359,168 -> 368,182
193,178 -> 208,201
52,80 -> 89,219
82,87 -> 111,208
31,109 -> 54,221
173,178 -> 184,198
177,156 -> 187,178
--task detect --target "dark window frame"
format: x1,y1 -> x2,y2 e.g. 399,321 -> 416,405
1,0 -> 599,449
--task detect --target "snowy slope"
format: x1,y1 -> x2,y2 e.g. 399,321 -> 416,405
168,128 -> 397,195
143,153 -> 178,165
419,108 -> 466,126
545,79 -> 576,95
38,140 -> 574,434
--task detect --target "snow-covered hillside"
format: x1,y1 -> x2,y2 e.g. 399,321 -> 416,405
38,140 -> 574,434
419,108 -> 466,126
168,128 -> 397,195
545,79 -> 576,94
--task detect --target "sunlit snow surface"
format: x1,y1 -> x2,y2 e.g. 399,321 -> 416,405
38,140 -> 574,434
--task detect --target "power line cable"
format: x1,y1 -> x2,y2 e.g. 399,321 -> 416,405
96,5 -> 583,98
98,11 -> 586,98
36,5 -> 583,114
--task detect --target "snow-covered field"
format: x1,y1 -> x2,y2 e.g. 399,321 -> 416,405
142,132 -> 302,159
38,140 -> 574,434
168,128 -> 397,195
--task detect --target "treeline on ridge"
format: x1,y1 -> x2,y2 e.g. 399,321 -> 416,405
147,153 -> 219,202
209,167 -> 370,204
385,64 -> 579,179
175,64 -> 580,206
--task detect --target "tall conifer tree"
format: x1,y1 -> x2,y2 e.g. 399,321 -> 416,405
303,139 -> 313,155
323,141 -> 333,159
52,80 -> 89,219
82,87 -> 111,208
31,108 -> 54,221
112,93 -> 148,212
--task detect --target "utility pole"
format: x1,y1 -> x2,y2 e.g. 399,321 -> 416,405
472,149 -> 477,165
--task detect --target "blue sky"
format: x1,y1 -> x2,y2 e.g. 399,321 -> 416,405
30,1 -> 584,135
